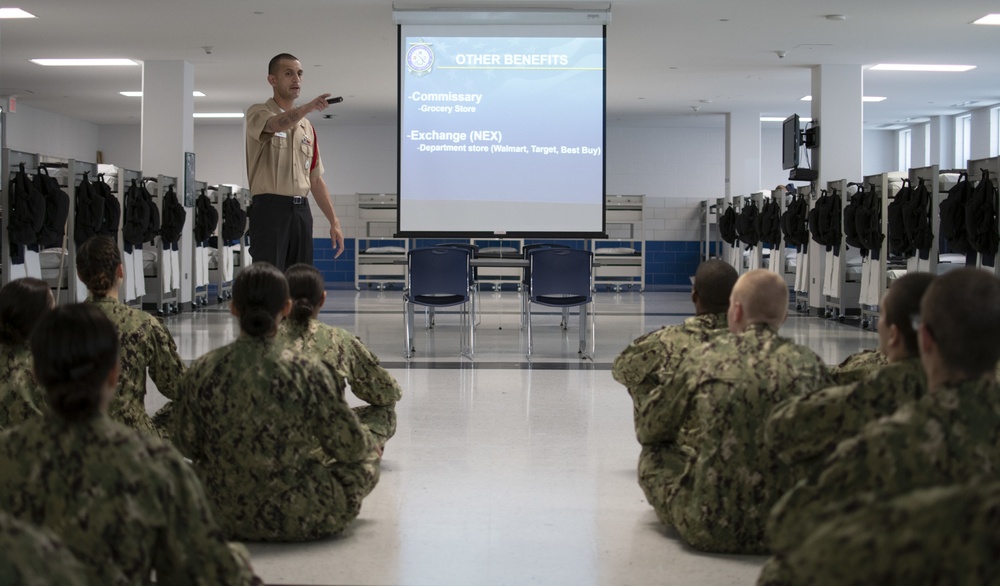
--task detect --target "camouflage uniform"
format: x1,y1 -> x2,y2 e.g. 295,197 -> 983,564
660,324 -> 830,554
763,378 -> 1000,585
766,357 -> 926,476
613,312 -> 728,425
89,296 -> 184,436
778,480 -> 1000,586
829,348 -> 887,385
278,318 -> 402,446
0,342 -> 46,430
0,512 -> 87,586
171,335 -> 380,542
0,415 -> 261,586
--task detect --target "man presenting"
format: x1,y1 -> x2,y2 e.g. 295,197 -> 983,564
245,53 -> 345,269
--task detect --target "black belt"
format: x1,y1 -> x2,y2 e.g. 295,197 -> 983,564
255,193 -> 308,205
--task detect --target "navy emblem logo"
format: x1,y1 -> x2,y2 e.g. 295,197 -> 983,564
406,41 -> 434,77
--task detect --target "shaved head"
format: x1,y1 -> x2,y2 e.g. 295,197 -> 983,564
729,269 -> 788,332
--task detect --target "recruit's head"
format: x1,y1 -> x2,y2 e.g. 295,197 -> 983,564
727,269 -> 788,333
878,272 -> 935,362
31,303 -> 120,422
692,259 -> 739,315
918,268 -> 1000,385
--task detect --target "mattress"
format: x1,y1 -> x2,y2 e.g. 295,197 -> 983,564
362,246 -> 406,255
478,246 -> 521,258
595,246 -> 639,255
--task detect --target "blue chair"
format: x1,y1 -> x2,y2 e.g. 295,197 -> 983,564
436,242 -> 481,324
526,248 -> 594,359
520,243 -> 570,327
404,247 -> 474,359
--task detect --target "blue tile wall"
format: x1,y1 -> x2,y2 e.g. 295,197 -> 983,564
311,238 -> 709,291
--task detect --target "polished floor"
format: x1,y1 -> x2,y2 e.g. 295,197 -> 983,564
151,288 -> 877,586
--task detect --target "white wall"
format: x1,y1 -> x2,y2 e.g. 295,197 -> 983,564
863,129 -> 895,177
6,104 -> 100,162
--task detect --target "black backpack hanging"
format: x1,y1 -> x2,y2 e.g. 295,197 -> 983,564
93,174 -> 121,241
194,189 -> 219,244
73,171 -> 105,246
781,195 -> 809,249
842,185 -> 865,250
886,179 -> 913,257
141,179 -> 161,244
221,194 -> 247,243
7,162 -> 46,246
939,172 -> 972,254
903,177 -> 934,259
33,166 -> 69,248
122,178 -> 150,247
735,200 -> 760,249
719,205 -> 738,245
159,185 -> 187,244
856,183 -> 885,258
757,198 -> 782,247
966,169 -> 999,256
809,189 -> 841,249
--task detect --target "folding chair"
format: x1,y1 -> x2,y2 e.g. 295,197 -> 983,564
525,247 -> 595,359
403,247 -> 474,359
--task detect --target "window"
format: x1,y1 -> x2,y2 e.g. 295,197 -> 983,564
956,114 -> 971,168
898,128 -> 912,172
991,107 -> 999,157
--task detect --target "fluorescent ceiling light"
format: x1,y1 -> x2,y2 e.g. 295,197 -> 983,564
800,95 -> 886,102
193,112 -> 244,119
31,58 -> 138,67
972,14 -> 1000,25
120,91 -> 206,97
761,117 -> 812,123
869,63 -> 975,72
0,8 -> 36,18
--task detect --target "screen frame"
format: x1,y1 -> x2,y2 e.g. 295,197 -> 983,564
782,114 -> 801,171
394,24 -> 608,239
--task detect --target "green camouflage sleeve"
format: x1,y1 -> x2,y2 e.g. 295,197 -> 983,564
0,346 -> 46,430
171,366 -> 207,463
152,445 -> 263,586
336,329 -> 402,406
612,328 -> 668,392
766,381 -> 864,468
767,359 -> 925,471
310,362 -> 375,463
767,408 -> 921,554
782,481 -> 1000,585
0,512 -> 87,586
146,317 -> 186,401
634,357 -> 699,445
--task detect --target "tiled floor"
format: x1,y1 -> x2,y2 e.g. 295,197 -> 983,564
153,289 -> 877,586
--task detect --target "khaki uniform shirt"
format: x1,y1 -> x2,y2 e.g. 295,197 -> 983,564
0,415 -> 261,586
0,342 -> 45,430
245,98 -> 324,197
89,296 -> 185,436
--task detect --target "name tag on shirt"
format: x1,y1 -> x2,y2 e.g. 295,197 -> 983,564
274,132 -> 287,138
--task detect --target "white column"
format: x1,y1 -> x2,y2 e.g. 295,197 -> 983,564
911,123 -> 930,168
725,111 -> 761,198
141,60 -> 194,305
970,106 -> 992,160
809,64 -> 863,311
928,116 -> 955,168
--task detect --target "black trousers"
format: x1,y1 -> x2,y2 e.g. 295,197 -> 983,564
248,194 -> 313,271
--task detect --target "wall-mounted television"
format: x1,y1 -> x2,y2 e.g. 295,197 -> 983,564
782,114 -> 801,171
